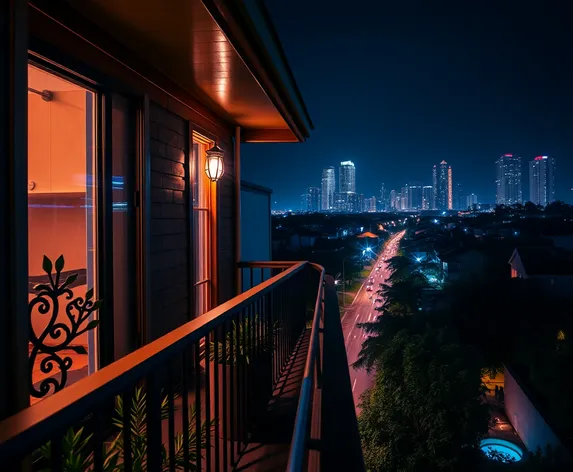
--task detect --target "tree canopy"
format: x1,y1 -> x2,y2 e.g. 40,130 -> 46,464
359,329 -> 490,472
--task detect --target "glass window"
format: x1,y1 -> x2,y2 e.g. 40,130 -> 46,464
28,64 -> 97,403
192,137 -> 213,317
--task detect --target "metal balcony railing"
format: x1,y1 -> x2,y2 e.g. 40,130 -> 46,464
0,261 -> 323,472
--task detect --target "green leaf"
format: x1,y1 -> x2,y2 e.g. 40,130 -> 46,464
55,255 -> 65,273
85,288 -> 94,300
70,345 -> 88,355
64,273 -> 78,287
42,255 -> 52,275
86,319 -> 99,331
33,283 -> 51,292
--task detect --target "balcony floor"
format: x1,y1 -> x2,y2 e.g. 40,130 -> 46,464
235,330 -> 309,471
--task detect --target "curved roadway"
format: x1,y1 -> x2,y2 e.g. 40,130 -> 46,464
341,230 -> 405,413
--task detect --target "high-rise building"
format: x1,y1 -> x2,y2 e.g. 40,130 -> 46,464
379,183 -> 387,211
466,193 -> 478,209
400,185 -> 409,210
390,189 -> 398,210
433,161 -> 451,210
422,186 -> 433,210
495,154 -> 522,205
448,166 -> 453,210
529,156 -> 555,207
363,196 -> 377,213
454,182 -> 464,210
408,182 -> 423,210
304,186 -> 320,212
321,167 -> 335,211
333,191 -> 362,213
339,161 -> 356,193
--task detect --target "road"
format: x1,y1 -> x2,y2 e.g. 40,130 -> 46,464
341,230 -> 405,413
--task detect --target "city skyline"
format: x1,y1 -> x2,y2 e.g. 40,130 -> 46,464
299,153 -> 558,213
529,156 -> 555,207
241,1 -> 573,210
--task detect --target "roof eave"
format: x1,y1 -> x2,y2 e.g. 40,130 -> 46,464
201,0 -> 313,142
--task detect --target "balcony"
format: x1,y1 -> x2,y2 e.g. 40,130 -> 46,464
0,262 -> 363,471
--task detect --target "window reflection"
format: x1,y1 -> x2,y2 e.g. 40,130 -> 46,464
27,65 -> 97,403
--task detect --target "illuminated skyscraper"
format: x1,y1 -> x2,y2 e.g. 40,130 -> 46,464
363,197 -> 377,212
454,182 -> 464,210
408,182 -> 423,210
379,183 -> 387,211
495,154 -> 522,205
304,186 -> 320,212
321,166 -> 335,211
390,189 -> 398,210
448,167 -> 453,210
529,156 -> 555,206
433,161 -> 451,210
466,193 -> 478,208
422,186 -> 433,210
339,161 -> 356,193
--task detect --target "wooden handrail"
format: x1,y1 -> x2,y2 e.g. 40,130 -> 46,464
237,261 -> 301,268
0,261 -> 308,457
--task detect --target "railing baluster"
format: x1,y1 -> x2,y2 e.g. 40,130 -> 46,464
92,408 -> 104,472
250,267 -> 254,290
242,307 -> 249,443
236,310 -> 244,451
245,300 -> 251,432
50,433 -> 63,472
167,364 -> 176,472
272,288 -> 278,385
229,316 -> 236,464
194,341 -> 202,472
205,333 -> 212,471
214,326 -> 221,472
181,351 -> 191,472
223,318 -> 230,469
122,388 -> 133,472
146,372 -> 163,472
281,280 -> 286,370
228,320 -> 232,464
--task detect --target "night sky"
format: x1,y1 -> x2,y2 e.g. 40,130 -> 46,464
241,1 -> 573,209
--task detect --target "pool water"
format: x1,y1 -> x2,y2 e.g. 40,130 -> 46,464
480,438 -> 523,462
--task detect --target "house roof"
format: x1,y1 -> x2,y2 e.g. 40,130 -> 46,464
357,231 -> 379,239
511,246 -> 573,276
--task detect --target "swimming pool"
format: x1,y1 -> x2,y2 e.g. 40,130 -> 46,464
480,438 -> 523,462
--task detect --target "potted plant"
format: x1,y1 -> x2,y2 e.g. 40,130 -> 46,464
37,385 -> 216,471
202,314 -> 278,441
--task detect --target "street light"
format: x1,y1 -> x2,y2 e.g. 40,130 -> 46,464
342,255 -> 356,307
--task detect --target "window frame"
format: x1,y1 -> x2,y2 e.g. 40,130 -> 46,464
191,131 -> 218,317
27,52 -> 145,371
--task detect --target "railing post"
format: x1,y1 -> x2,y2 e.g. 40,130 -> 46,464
146,372 -> 163,472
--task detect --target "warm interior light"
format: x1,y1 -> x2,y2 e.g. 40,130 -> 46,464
205,144 -> 225,182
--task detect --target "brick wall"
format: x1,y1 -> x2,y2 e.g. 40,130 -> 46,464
148,104 -> 237,339
149,104 -> 189,339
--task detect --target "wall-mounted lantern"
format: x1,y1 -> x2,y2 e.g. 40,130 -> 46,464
205,144 -> 225,182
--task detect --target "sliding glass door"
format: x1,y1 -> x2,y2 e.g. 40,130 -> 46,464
27,63 -> 139,403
